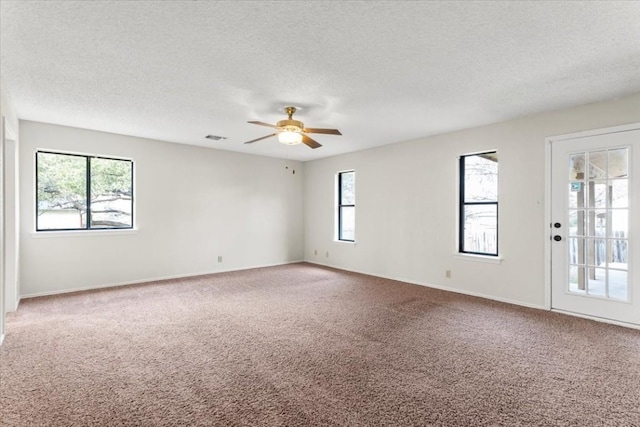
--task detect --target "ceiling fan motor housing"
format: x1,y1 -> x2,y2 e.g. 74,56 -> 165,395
276,119 -> 304,133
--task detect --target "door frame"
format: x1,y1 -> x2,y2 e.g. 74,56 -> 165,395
3,117 -> 18,314
545,122 -> 640,328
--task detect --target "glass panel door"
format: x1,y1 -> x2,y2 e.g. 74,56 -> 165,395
551,126 -> 639,326
567,148 -> 629,300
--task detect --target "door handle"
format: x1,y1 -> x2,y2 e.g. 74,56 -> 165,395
553,235 -> 562,241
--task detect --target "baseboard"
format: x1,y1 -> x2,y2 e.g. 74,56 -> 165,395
20,260 -> 306,299
551,309 -> 640,330
305,260 -> 547,311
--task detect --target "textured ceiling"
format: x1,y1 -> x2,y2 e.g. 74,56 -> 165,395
1,1 -> 639,161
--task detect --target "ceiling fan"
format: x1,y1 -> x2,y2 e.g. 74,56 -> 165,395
244,106 -> 341,149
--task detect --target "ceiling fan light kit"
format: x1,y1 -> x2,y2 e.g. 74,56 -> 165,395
278,131 -> 303,145
245,106 -> 341,149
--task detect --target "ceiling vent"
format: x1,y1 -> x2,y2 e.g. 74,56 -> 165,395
205,135 -> 226,141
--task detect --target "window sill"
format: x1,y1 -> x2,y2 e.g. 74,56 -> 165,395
32,228 -> 138,238
453,253 -> 502,264
333,239 -> 356,246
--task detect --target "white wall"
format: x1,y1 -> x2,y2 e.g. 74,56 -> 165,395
304,93 -> 640,308
20,121 -> 304,296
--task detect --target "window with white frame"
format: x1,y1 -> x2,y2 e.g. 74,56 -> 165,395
459,152 -> 498,256
337,170 -> 355,241
36,151 -> 134,231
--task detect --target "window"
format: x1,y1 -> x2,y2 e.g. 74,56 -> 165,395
459,152 -> 498,256
36,151 -> 133,231
338,170 -> 355,241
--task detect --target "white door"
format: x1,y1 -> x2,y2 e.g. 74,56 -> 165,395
551,125 -> 640,326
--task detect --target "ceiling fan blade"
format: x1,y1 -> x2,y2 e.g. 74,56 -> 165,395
244,134 -> 276,144
303,128 -> 342,135
302,134 -> 322,149
248,121 -> 276,128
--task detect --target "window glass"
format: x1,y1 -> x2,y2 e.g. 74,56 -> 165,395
338,171 -> 355,241
462,204 -> 497,254
37,152 -> 88,230
90,157 -> 133,228
464,153 -> 498,202
36,151 -> 133,231
460,152 -> 498,256
340,206 -> 355,241
340,171 -> 355,205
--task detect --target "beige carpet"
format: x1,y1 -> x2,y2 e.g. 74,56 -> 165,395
1,263 -> 639,426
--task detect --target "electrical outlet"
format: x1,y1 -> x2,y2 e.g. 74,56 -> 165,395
445,270 -> 451,278
218,256 -> 223,263
314,249 -> 317,255
326,251 -> 329,258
